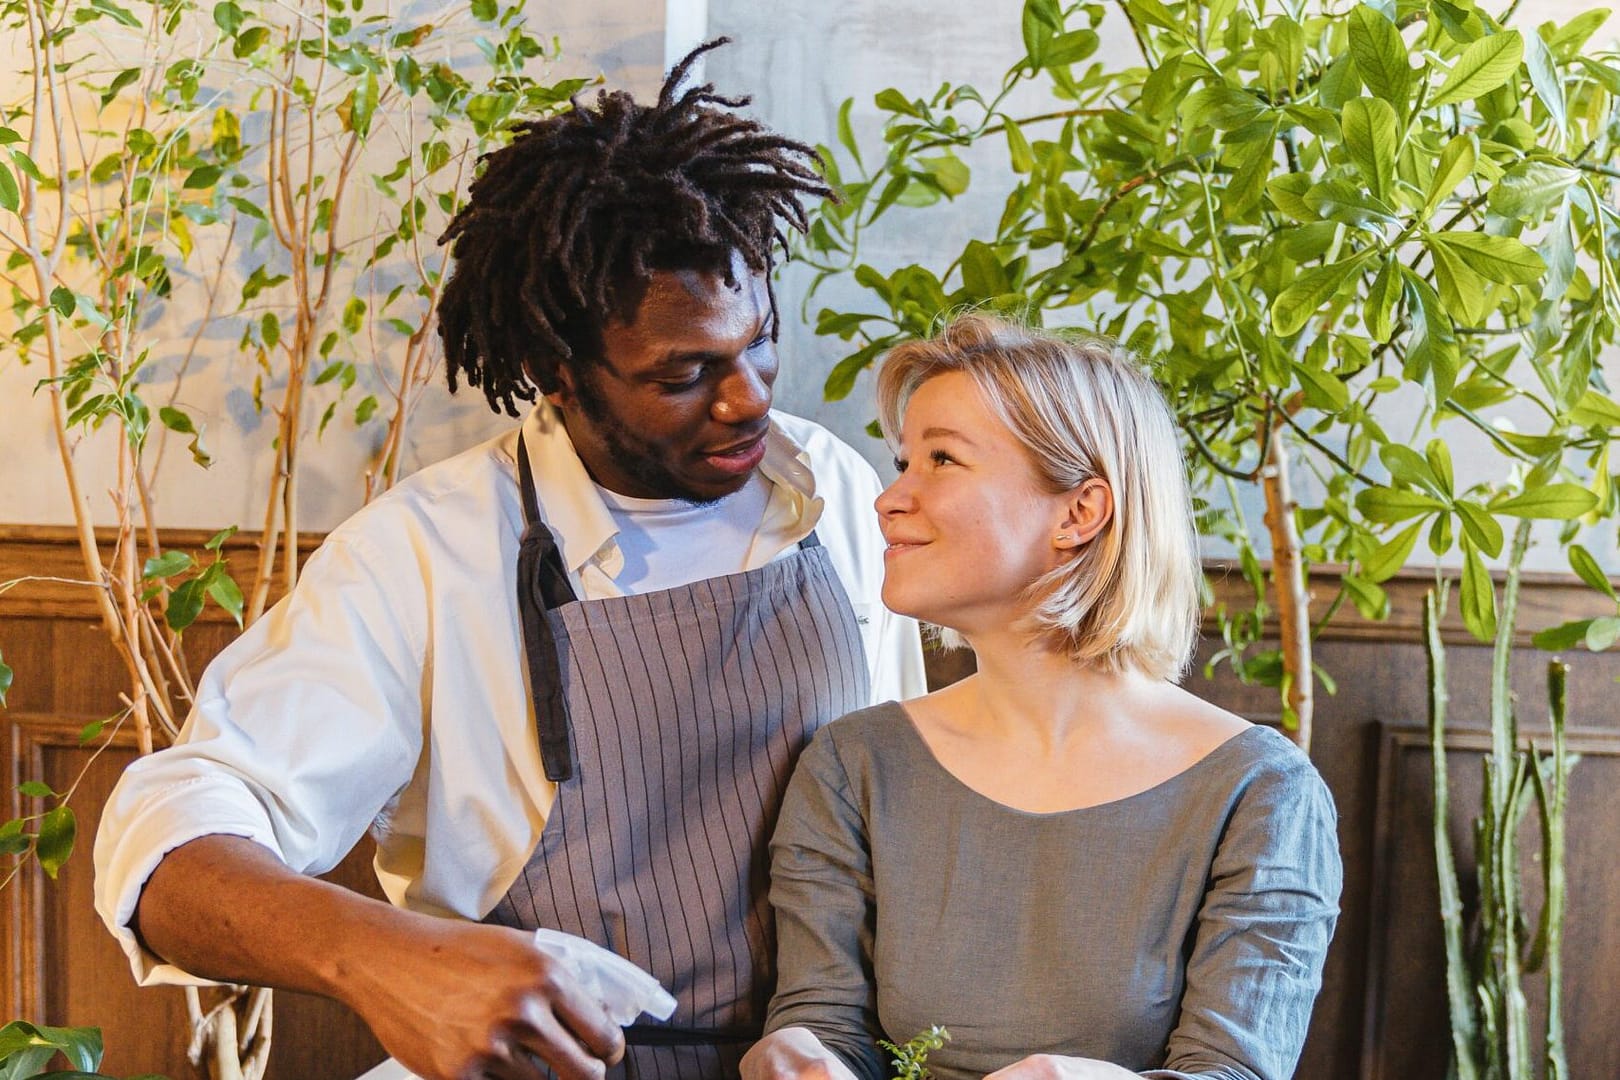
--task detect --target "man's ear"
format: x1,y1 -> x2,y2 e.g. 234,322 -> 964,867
542,363 -> 575,411
1053,478 -> 1114,550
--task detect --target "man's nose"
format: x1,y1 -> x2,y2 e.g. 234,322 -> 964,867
712,357 -> 772,424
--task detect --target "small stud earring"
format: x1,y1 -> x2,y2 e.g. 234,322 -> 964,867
1056,533 -> 1073,543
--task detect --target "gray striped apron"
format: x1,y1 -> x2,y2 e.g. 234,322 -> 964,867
484,433 -> 871,1078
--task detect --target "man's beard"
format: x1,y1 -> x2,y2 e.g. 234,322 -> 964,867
573,372 -> 734,505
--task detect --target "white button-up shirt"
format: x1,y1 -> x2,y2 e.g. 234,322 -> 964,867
93,404 -> 925,985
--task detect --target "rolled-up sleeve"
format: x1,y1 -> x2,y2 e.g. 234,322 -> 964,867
1142,760 -> 1343,1080
92,530 -> 426,986
764,728 -> 888,1080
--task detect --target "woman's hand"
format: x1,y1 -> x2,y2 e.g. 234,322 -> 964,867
741,1027 -> 864,1080
983,1054 -> 1138,1079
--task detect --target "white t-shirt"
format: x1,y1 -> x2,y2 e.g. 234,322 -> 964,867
595,472 -> 775,594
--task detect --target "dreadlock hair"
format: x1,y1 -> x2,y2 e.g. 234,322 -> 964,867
436,37 -> 834,416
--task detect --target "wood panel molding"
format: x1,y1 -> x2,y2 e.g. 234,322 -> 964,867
0,525 -> 323,622
1360,724 -> 1620,1080
4,525 -> 1612,646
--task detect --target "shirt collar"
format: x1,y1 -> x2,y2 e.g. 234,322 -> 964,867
517,402 -> 823,576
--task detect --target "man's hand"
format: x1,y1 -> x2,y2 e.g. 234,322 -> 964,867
740,1027 -> 862,1080
133,836 -> 624,1080
983,1055 -> 1137,1080
347,919 -> 625,1080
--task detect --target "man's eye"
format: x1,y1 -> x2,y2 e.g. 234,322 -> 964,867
658,371 -> 704,390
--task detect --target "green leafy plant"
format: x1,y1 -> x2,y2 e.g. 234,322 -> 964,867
796,0 -> 1620,754
0,1020 -> 165,1078
879,1025 -> 950,1080
2,0 -> 585,1072
793,1 -> 1617,1075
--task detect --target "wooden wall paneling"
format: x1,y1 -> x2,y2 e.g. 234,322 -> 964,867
1360,725 -> 1620,1080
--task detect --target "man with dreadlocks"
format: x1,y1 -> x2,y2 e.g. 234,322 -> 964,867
94,40 -> 924,1080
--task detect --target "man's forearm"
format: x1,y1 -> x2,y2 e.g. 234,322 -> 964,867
132,833 -> 414,1005
133,834 -> 625,1080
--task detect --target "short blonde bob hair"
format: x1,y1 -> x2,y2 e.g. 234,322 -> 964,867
876,313 -> 1200,681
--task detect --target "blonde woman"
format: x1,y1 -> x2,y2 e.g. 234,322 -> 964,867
742,315 -> 1341,1080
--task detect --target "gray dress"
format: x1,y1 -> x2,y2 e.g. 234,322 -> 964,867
763,702 -> 1341,1080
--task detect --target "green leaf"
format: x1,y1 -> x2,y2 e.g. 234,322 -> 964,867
1365,257 -> 1400,342
1357,486 -> 1446,523
960,240 -> 1011,298
1425,438 -> 1454,495
158,406 -> 196,436
1431,31 -> 1523,107
342,296 -> 366,335
0,649 -> 11,708
836,99 -> 863,170
1425,133 -> 1477,214
166,577 -> 206,631
1487,160 -> 1578,220
1348,4 -> 1411,112
1568,389 -> 1620,427
1455,502 -> 1504,559
470,0 -> 497,19
0,127 -> 21,145
1363,521 -> 1423,583
233,25 -> 270,59
49,286 -> 76,318
1534,619 -> 1593,651
1491,484 -> 1599,519
1005,122 -> 1034,174
1400,268 -> 1459,400
17,779 -> 56,798
1426,237 -> 1491,326
1569,544 -> 1618,601
1522,28 -> 1566,135
1380,443 -> 1443,495
1295,359 -> 1349,412
0,161 -> 19,213
1429,232 -> 1545,284
1341,97 -> 1398,202
12,1021 -> 103,1072
204,526 -> 237,551
1180,85 -> 1267,131
1459,542 -> 1498,643
1586,616 -> 1620,652
183,165 -> 224,190
1303,179 -> 1399,229
1271,253 -> 1370,336
36,805 -> 76,880
1343,573 -> 1389,620
1043,29 -> 1099,68
142,550 -> 192,578
205,569 -> 244,628
917,152 -> 970,198
78,719 -> 106,746
213,1 -> 244,34
824,341 -> 885,402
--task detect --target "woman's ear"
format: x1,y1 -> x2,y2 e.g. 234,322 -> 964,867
1054,478 -> 1113,550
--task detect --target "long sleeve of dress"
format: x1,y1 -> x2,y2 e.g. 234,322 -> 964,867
1141,757 -> 1342,1080
763,728 -> 889,1080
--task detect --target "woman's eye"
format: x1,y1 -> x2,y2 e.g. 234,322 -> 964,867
929,449 -> 956,467
892,457 -> 909,474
